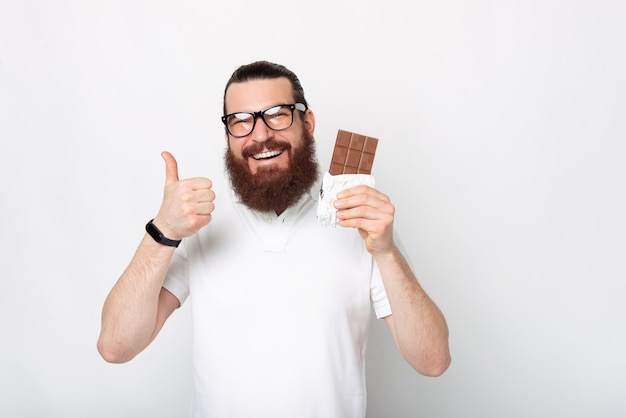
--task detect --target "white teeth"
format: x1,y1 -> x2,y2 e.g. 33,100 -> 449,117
252,150 -> 282,160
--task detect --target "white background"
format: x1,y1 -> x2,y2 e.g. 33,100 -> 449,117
1,1 -> 625,417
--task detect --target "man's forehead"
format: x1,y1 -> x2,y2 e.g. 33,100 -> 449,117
225,77 -> 294,113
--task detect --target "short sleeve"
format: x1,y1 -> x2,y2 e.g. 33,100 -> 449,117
370,231 -> 415,319
370,259 -> 391,319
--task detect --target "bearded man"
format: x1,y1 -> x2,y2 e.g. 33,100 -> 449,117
98,61 -> 450,418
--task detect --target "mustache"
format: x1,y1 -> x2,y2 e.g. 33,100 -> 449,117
241,138 -> 292,158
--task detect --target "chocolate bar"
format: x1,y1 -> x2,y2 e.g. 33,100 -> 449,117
329,129 -> 378,175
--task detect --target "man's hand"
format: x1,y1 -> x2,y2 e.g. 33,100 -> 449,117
333,185 -> 395,256
152,151 -> 215,240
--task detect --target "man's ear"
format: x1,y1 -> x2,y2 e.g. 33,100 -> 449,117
304,109 -> 316,137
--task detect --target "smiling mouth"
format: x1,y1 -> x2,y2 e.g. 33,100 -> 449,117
252,149 -> 283,160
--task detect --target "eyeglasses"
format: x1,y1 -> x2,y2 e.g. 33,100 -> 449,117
221,103 -> 307,138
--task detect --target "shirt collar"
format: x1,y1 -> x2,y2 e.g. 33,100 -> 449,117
231,189 -> 315,224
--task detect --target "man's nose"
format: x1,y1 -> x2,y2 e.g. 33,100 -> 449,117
249,116 -> 273,142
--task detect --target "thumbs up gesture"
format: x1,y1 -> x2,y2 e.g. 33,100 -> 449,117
152,151 -> 215,240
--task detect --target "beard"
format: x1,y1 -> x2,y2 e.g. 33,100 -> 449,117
224,130 -> 319,214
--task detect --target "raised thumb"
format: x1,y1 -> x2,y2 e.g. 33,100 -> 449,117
161,151 -> 179,185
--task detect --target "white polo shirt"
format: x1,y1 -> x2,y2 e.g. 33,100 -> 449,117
164,184 -> 391,418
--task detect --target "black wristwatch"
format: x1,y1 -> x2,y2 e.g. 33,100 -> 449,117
145,219 -> 181,247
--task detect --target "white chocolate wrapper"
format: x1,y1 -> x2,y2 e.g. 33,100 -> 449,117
317,172 -> 375,227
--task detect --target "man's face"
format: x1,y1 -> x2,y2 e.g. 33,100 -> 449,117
223,77 -> 319,213
224,77 -> 315,175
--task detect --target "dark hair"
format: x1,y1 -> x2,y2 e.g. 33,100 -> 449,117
222,61 -> 308,115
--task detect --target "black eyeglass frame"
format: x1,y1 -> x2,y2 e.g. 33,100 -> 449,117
221,103 -> 307,138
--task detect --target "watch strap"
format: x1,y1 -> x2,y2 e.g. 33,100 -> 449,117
145,219 -> 181,247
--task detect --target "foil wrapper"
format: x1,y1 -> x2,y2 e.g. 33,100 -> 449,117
317,172 -> 375,227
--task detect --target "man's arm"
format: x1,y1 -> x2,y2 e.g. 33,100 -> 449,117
97,236 -> 180,363
97,152 -> 215,363
377,247 -> 450,376
334,185 -> 451,376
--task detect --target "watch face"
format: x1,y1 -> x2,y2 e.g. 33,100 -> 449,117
147,221 -> 163,239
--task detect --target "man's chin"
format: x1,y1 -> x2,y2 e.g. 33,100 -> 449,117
253,163 -> 287,177
251,167 -> 290,189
